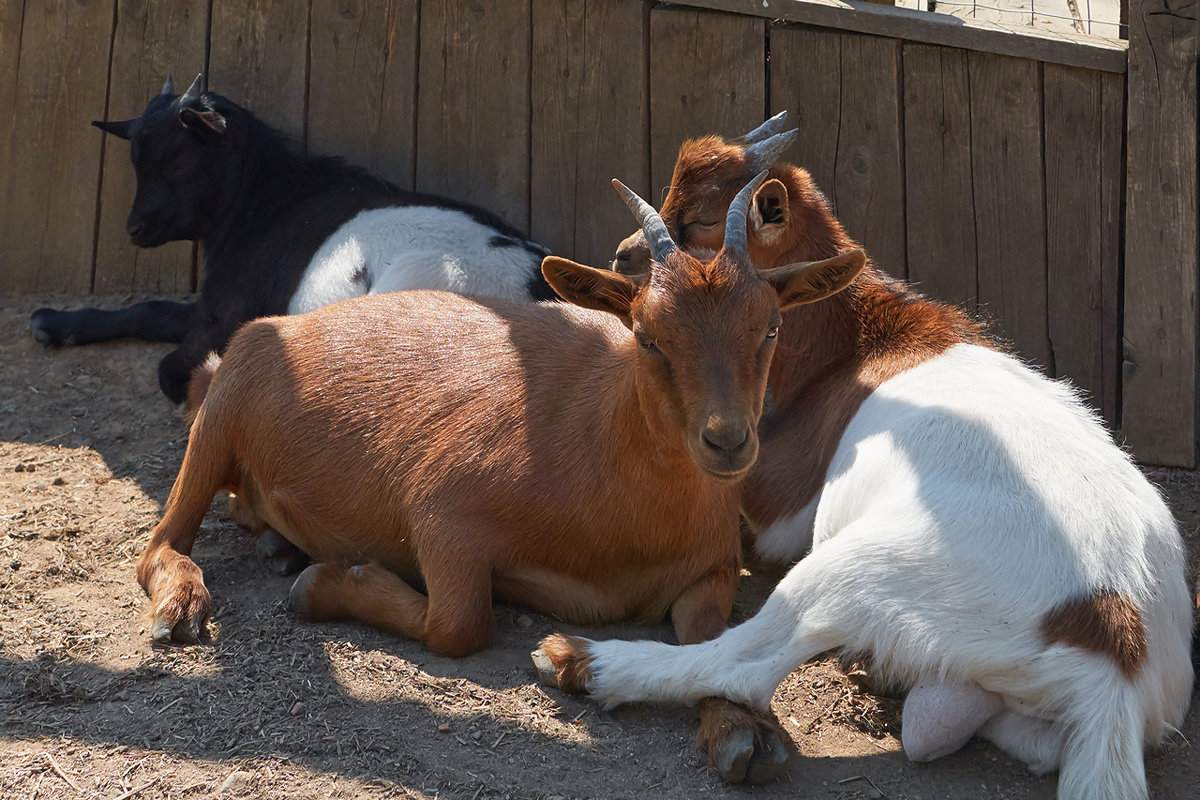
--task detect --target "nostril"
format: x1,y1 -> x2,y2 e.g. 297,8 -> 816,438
616,249 -> 631,262
127,219 -> 145,238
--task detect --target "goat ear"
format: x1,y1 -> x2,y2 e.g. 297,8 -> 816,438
92,118 -> 137,140
542,256 -> 642,327
179,107 -> 227,140
751,179 -> 790,246
762,248 -> 866,310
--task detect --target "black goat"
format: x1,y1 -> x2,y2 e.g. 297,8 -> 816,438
30,75 -> 554,404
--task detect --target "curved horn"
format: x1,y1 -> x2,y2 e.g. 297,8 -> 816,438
724,171 -> 770,254
611,179 -> 676,264
744,128 -> 799,172
161,74 -> 175,96
733,110 -> 789,145
180,73 -> 204,104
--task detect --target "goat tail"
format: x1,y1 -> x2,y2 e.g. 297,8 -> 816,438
183,352 -> 222,427
1054,663 -> 1147,800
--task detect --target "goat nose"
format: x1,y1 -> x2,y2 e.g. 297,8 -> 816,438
126,218 -> 145,238
701,422 -> 749,455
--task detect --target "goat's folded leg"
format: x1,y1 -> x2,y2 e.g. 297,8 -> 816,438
670,567 -> 790,783
135,438 -> 226,643
289,558 -> 494,657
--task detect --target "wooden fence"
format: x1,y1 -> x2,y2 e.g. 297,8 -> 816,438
0,0 -> 1195,466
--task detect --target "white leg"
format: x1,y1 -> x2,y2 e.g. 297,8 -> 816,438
978,710 -> 1063,775
573,528 -> 889,710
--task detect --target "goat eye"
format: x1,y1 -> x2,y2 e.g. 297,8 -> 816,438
765,326 -> 779,340
638,337 -> 661,355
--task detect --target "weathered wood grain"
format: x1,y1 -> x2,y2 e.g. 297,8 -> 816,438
308,0 -> 419,191
530,0 -> 649,265
771,26 -> 905,278
903,43 -> 978,309
416,0 -> 531,232
769,27 -> 839,223
968,52 -> 1051,371
93,0 -> 207,295
1043,63 -> 1123,428
208,0 -> 309,145
648,6 -> 765,205
0,0 -> 114,294
1122,0 -> 1197,466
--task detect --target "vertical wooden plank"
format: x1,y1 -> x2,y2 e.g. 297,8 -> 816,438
0,0 -> 114,295
903,43 -> 977,308
416,0 -> 531,232
649,7 -> 765,205
0,1 -> 23,198
1123,0 -> 1197,466
308,0 -> 419,191
768,27 -> 839,217
969,51 -> 1051,370
0,0 -> 25,276
93,0 -> 207,295
1097,72 -> 1123,428
208,0 -> 309,145
771,25 -> 905,278
530,0 -> 648,263
1043,63 -> 1123,428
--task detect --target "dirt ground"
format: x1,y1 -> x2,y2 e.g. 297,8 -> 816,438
0,294 -> 1197,800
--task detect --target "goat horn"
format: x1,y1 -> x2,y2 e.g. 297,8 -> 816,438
744,128 -> 799,172
734,110 -> 789,145
724,171 -> 769,254
180,73 -> 204,104
161,74 -> 175,96
611,179 -> 676,264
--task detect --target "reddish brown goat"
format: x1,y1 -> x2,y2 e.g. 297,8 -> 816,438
609,117 -> 983,532
135,176 -> 867,781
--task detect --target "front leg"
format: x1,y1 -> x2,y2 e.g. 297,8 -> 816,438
30,299 -> 198,347
134,419 -> 233,642
671,570 -> 790,785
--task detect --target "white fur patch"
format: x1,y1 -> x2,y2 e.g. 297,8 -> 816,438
288,206 -> 544,314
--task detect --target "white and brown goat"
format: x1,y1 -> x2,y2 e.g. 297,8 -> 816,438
134,174 -> 866,776
535,114 -> 1195,800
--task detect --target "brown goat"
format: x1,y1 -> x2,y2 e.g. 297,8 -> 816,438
608,116 -> 983,533
135,175 -> 866,780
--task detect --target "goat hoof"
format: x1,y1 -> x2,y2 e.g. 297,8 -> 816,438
745,730 -> 789,785
28,309 -> 64,347
150,619 -> 175,643
288,564 -> 323,615
170,618 -> 201,644
530,648 -> 559,687
146,559 -> 210,644
530,634 -> 595,693
713,729 -> 754,783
